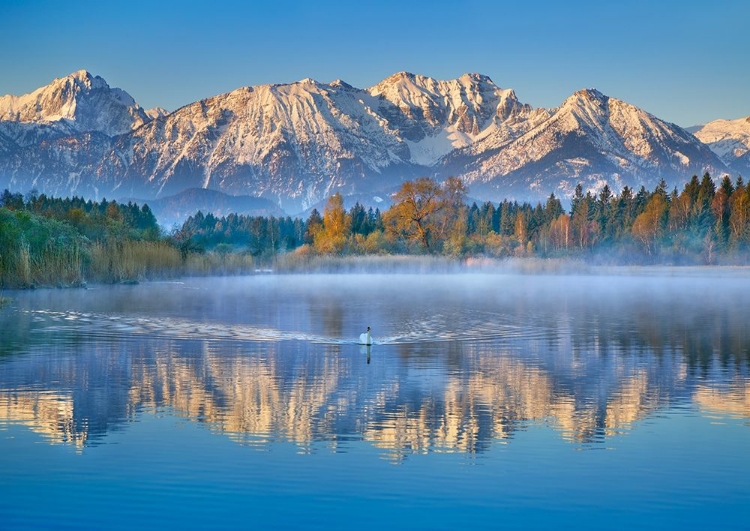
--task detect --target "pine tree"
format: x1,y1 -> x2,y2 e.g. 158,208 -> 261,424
305,209 -> 322,245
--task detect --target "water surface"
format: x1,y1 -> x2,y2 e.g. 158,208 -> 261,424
0,272 -> 748,529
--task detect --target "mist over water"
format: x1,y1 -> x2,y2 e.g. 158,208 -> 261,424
5,270 -> 750,363
0,270 -> 748,529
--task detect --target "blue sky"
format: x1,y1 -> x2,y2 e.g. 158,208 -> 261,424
1,0 -> 748,127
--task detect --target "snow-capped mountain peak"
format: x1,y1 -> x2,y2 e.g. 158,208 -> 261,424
329,79 -> 354,90
557,89 -> 610,127
692,115 -> 750,176
0,70 -> 152,136
0,70 -> 733,213
572,87 -> 606,101
145,107 -> 169,120
68,69 -> 112,92
447,86 -> 725,200
366,70 -> 532,154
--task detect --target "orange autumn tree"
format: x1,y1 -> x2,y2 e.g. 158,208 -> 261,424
383,177 -> 467,253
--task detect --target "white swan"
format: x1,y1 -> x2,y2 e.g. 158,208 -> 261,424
359,326 -> 372,345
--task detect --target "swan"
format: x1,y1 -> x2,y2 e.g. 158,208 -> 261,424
359,326 -> 372,345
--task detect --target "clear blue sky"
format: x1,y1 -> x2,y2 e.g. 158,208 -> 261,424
1,0 -> 748,127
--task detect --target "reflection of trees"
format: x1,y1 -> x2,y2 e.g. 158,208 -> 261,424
364,347 -> 675,462
127,342 -> 351,448
604,372 -> 661,435
561,284 -> 750,372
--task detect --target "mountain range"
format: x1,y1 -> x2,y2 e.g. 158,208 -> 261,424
1,70 -> 747,215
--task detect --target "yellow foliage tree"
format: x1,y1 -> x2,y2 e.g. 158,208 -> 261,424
632,193 -> 667,255
314,193 -> 350,254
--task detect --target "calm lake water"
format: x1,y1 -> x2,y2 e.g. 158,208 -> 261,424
1,271 -> 749,530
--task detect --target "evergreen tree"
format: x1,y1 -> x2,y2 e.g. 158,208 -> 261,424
499,200 -> 514,236
692,172 -> 716,238
712,176 -> 733,250
479,201 -> 496,236
467,203 -> 480,235
305,209 -> 322,245
571,183 -> 584,217
349,203 -> 368,236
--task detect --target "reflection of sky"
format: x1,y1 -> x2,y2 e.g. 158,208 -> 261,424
2,403 -> 748,530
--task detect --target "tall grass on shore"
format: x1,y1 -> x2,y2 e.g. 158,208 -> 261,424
183,251 -> 260,276
87,240 -> 183,283
88,241 -> 261,280
0,209 -> 86,288
0,230 -> 263,288
0,204 -> 268,288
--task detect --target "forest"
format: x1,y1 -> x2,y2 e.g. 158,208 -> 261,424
1,172 -> 749,288
178,173 -> 750,265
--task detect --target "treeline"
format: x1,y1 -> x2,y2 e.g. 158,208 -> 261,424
175,196 -> 387,257
177,211 -> 308,257
0,189 -> 282,288
2,171 -> 750,288
178,173 -> 750,264
1,189 -> 161,241
561,173 -> 750,263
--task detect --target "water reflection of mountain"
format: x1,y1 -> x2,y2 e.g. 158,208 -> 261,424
1,274 -> 749,457
0,391 -> 85,448
0,333 -> 747,458
694,381 -> 750,420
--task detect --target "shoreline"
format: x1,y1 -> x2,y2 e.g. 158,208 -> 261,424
3,257 -> 750,293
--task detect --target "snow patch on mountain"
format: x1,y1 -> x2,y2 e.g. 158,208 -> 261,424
405,128 -> 468,165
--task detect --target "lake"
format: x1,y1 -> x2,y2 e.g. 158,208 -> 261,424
0,271 -> 748,530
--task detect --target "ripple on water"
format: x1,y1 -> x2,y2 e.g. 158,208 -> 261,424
22,307 -> 548,347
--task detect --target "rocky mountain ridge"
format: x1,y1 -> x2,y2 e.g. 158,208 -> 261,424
0,70 -> 738,213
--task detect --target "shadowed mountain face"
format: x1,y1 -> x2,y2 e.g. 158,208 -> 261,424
0,71 -> 729,213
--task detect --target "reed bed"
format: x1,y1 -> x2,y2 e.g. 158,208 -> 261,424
1,230 -> 591,290
183,252 -> 259,276
87,240 -> 183,283
0,239 -> 85,288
